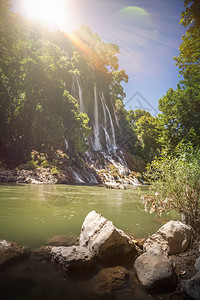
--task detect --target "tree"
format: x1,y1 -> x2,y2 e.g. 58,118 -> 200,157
134,112 -> 161,163
114,100 -> 141,154
0,7 -> 91,166
109,69 -> 128,102
143,145 -> 200,231
115,105 -> 160,162
174,0 -> 200,84
158,0 -> 200,153
158,86 -> 200,153
180,0 -> 200,28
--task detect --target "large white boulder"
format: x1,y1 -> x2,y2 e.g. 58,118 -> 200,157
79,211 -> 139,262
143,220 -> 193,255
51,211 -> 140,270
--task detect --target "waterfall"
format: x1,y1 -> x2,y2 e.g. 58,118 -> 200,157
99,92 -> 112,151
93,85 -> 102,151
103,127 -> 112,151
99,92 -> 107,126
110,101 -> 119,128
65,139 -> 68,151
69,167 -> 85,183
113,106 -> 119,127
101,92 -> 117,151
76,77 -> 84,112
71,78 -> 118,153
71,76 -> 76,97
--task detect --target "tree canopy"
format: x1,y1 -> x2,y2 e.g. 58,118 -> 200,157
0,1 -> 130,167
157,0 -> 200,153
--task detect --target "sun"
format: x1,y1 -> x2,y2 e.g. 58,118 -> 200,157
19,0 -> 73,31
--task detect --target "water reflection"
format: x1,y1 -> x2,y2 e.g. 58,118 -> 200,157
40,185 -> 78,207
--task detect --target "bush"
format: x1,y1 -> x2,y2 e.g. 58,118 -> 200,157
142,144 -> 200,231
26,160 -> 38,169
41,160 -> 49,168
51,166 -> 59,174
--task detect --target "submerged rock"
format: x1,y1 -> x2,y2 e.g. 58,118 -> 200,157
79,211 -> 140,263
143,220 -> 193,255
46,234 -> 78,247
181,272 -> 200,300
134,251 -> 177,292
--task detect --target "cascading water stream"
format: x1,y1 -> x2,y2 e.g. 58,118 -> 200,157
71,76 -> 76,97
99,92 -> 107,126
62,77 -> 139,187
93,85 -> 102,151
112,103 -> 119,128
76,77 -> 84,112
99,92 -> 112,151
101,92 -> 117,151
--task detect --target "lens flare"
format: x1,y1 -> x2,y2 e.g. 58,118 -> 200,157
118,6 -> 152,29
19,0 -> 73,31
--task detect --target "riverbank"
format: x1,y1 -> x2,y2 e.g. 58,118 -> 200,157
0,150 -> 145,188
0,212 -> 199,300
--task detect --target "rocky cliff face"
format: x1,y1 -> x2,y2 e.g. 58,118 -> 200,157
0,149 -> 144,188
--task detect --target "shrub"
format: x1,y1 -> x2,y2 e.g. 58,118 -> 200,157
142,144 -> 200,231
41,160 -> 49,168
51,166 -> 59,174
26,160 -> 37,169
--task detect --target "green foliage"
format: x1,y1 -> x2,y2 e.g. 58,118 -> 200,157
158,86 -> 200,153
0,3 -> 92,166
143,144 -> 200,231
41,160 -> 49,168
134,111 -> 161,162
180,0 -> 200,28
115,99 -> 139,154
158,0 -> 200,153
26,160 -> 38,170
0,3 -> 130,167
115,103 -> 161,163
26,150 -> 63,174
174,0 -> 200,84
51,166 -> 59,174
110,69 -> 128,102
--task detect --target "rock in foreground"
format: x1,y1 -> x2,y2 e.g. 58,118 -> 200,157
51,211 -> 140,270
79,211 -> 139,263
195,257 -> 200,272
143,220 -> 193,255
181,272 -> 200,300
0,240 -> 29,266
134,251 -> 177,292
89,266 -> 129,297
51,245 -> 94,271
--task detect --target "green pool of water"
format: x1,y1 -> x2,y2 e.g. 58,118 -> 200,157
0,183 -> 178,249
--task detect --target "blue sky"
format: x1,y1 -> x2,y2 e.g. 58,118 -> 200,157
13,0 -> 186,114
